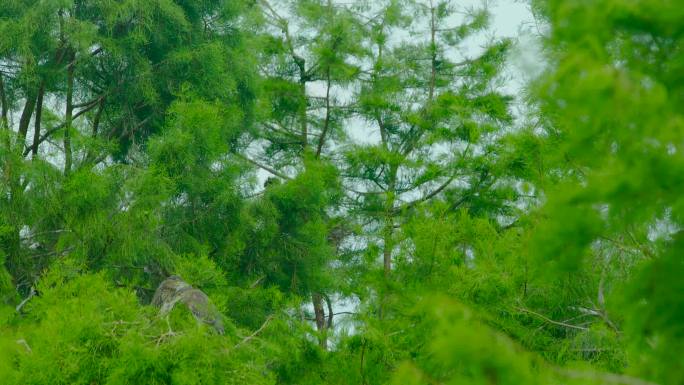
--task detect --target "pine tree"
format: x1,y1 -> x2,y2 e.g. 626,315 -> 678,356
344,0 -> 513,316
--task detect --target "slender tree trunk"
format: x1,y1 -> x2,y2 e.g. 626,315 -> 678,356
17,91 -> 37,145
383,170 -> 397,278
290,265 -> 298,292
428,2 -> 437,103
91,99 -> 104,138
295,57 -> 308,149
83,98 -> 105,165
383,219 -> 393,277
380,112 -> 398,279
315,69 -> 332,158
312,292 -> 327,349
375,111 -> 395,319
360,338 -> 367,385
64,54 -> 74,175
31,83 -> 45,159
324,293 -> 333,329
0,73 -> 8,130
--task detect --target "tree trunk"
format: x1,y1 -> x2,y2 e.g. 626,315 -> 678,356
0,73 -> 8,129
31,83 -> 45,159
312,292 -> 327,349
315,69 -> 331,158
64,54 -> 74,175
17,91 -> 37,146
295,57 -> 308,149
383,165 -> 398,278
383,219 -> 393,277
428,3 -> 437,103
91,99 -> 104,138
83,98 -> 105,165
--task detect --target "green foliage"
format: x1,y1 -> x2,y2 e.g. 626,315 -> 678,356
0,269 -> 273,385
2,0 -> 683,384
390,298 -> 541,385
230,159 -> 340,296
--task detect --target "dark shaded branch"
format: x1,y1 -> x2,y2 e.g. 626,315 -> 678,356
393,175 -> 455,214
304,311 -> 356,321
91,98 -> 105,137
323,292 -> 333,329
73,94 -> 105,109
315,69 -> 332,158
64,53 -> 74,175
344,186 -> 385,195
360,338 -> 367,385
263,122 -> 307,139
82,99 -> 107,165
23,101 -> 101,156
31,83 -> 46,158
626,230 -> 655,258
17,91 -> 37,143
0,73 -> 8,128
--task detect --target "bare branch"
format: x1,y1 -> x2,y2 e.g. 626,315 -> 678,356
15,287 -> 36,314
515,306 -> 589,331
233,315 -> 274,349
234,153 -> 292,180
393,175 -> 455,214
249,275 -> 266,289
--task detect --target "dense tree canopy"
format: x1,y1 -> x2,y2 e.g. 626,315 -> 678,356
1,0 -> 682,384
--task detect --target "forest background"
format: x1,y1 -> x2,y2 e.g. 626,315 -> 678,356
1,0 -> 683,384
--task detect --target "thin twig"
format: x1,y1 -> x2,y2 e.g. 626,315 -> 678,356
249,275 -> 266,289
233,315 -> 274,349
15,287 -> 36,313
234,153 -> 292,180
16,339 -> 32,353
393,175 -> 456,214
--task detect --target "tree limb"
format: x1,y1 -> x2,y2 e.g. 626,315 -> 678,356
234,152 -> 292,180
393,175 -> 455,214
15,287 -> 36,313
23,100 -> 101,156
